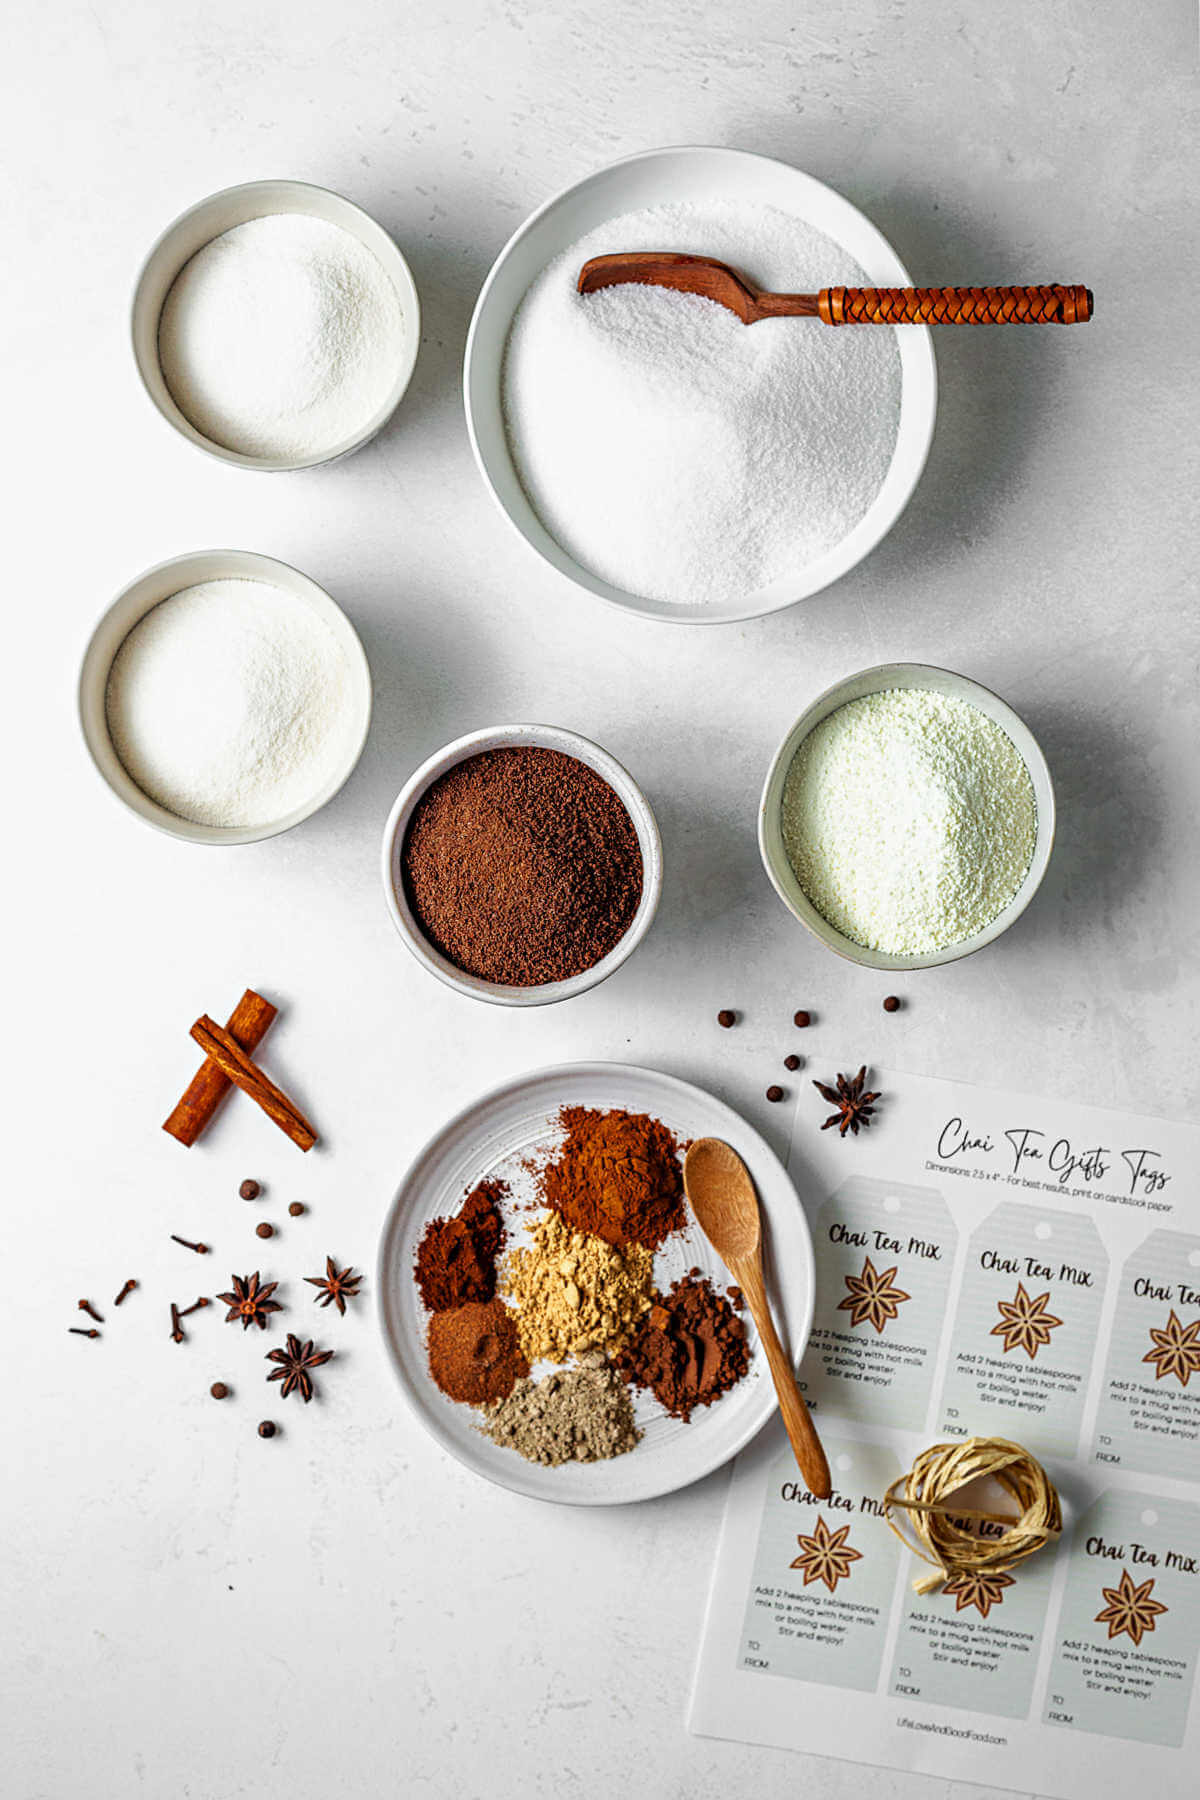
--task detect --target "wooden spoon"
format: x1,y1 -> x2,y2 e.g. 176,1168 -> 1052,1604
684,1136 -> 831,1498
578,252 -> 1092,327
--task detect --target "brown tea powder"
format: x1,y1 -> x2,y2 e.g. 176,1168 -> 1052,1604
501,1211 -> 653,1364
401,746 -> 643,986
479,1351 -> 641,1465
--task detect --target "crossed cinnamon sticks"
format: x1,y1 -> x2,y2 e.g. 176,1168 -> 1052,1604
163,988 -> 318,1152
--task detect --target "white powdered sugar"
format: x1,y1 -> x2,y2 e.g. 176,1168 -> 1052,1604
105,578 -> 352,828
781,689 -> 1037,955
502,200 -> 902,607
159,214 -> 405,461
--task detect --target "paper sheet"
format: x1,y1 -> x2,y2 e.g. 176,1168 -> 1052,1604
689,1067 -> 1200,1797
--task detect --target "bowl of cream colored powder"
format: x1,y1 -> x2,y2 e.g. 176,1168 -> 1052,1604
132,181 -> 419,470
465,146 -> 936,621
80,550 -> 372,844
759,664 -> 1055,971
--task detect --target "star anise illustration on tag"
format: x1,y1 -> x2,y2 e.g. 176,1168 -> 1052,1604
1095,1568 -> 1168,1646
265,1333 -> 334,1403
990,1282 -> 1063,1359
1142,1310 -> 1200,1386
838,1255 -> 911,1333
941,1570 -> 1015,1618
304,1257 -> 363,1316
216,1271 -> 283,1331
789,1514 -> 863,1592
813,1067 -> 881,1137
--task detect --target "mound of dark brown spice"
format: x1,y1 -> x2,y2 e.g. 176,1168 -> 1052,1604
401,746 -> 643,986
415,1179 -> 507,1311
617,1275 -> 749,1422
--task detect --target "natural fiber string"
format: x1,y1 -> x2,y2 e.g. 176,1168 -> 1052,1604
883,1436 -> 1062,1596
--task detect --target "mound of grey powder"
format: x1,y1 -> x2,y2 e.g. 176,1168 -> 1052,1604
478,1351 -> 641,1465
502,199 -> 903,607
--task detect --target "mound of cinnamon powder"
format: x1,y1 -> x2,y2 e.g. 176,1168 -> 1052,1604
427,1299 -> 529,1405
540,1105 -> 685,1250
401,746 -> 643,987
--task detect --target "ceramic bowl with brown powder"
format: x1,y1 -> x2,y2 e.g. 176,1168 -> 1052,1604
381,724 -> 663,1006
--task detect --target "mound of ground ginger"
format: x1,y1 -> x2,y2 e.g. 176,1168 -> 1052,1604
501,1210 -> 653,1363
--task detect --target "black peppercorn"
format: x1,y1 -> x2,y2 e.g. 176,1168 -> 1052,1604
717,1009 -> 736,1029
784,1054 -> 801,1072
258,1421 -> 277,1439
883,995 -> 901,1013
793,1010 -> 811,1028
766,1085 -> 785,1103
239,1180 -> 261,1201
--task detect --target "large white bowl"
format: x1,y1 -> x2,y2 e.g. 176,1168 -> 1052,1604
381,724 -> 663,1006
464,145 -> 937,623
758,662 -> 1056,971
376,1061 -> 816,1505
79,549 -> 373,845
132,180 -> 421,471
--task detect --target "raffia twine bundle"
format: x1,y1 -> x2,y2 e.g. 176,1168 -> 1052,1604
883,1435 -> 1062,1596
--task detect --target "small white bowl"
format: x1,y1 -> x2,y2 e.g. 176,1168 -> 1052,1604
79,549 -> 373,845
464,145 -> 937,624
132,179 -> 421,470
381,724 -> 663,1006
758,663 -> 1056,971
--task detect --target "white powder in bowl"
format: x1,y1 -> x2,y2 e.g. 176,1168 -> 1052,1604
781,689 -> 1037,955
502,200 -> 902,607
105,578 -> 353,829
159,214 -> 406,461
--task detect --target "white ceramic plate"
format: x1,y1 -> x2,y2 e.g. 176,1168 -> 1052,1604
377,1063 -> 815,1504
464,145 -> 937,623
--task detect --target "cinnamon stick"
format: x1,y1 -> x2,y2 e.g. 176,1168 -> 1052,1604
188,1015 -> 318,1152
164,989 -> 276,1147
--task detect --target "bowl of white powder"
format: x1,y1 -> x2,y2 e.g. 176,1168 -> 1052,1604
80,550 -> 372,844
464,146 -> 936,621
759,664 -> 1055,970
132,181 -> 419,470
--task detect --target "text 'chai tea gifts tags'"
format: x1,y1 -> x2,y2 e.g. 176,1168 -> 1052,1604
936,1201 -> 1107,1459
1091,1229 -> 1200,1481
1044,1490 -> 1200,1748
799,1175 -> 956,1431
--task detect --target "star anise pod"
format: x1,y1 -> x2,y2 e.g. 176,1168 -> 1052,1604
304,1256 -> 362,1316
217,1271 -> 283,1331
813,1066 -> 881,1137
265,1333 -> 334,1403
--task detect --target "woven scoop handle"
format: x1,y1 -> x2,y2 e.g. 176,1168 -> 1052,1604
820,284 -> 1092,325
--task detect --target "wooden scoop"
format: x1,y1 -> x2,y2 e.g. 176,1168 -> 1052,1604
578,252 -> 1093,326
684,1137 -> 831,1498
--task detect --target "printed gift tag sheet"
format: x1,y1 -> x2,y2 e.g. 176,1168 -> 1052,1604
689,1068 -> 1200,1799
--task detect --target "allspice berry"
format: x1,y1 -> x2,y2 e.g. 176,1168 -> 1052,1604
784,1054 -> 801,1072
258,1421 -> 277,1439
256,1222 -> 274,1240
883,995 -> 901,1013
288,1202 -> 305,1218
717,1009 -> 736,1029
239,1180 -> 261,1201
793,1010 -> 811,1028
210,1382 -> 230,1400
766,1085 -> 785,1103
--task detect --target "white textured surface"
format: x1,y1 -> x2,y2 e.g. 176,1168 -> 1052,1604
503,200 -> 901,606
5,5 -> 1198,1800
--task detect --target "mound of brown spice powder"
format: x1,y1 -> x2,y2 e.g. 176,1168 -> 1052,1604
414,1178 -> 507,1312
401,747 -> 644,986
540,1105 -> 686,1250
427,1299 -> 529,1405
616,1276 -> 749,1422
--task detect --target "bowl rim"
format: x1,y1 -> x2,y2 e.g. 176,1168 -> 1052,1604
78,548 -> 373,845
463,143 -> 937,624
380,723 -> 664,1007
757,661 -> 1057,971
131,178 -> 421,472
